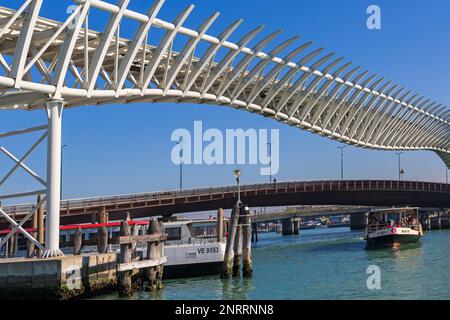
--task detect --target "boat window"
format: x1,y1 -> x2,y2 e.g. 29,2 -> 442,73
166,227 -> 182,241
191,224 -> 216,238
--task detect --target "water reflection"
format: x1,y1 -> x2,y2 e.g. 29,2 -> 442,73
221,277 -> 254,300
365,243 -> 423,260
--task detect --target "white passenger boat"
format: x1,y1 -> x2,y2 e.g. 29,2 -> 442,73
161,219 -> 226,278
364,207 -> 424,249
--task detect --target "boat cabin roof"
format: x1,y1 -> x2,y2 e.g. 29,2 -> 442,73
164,219 -> 224,228
366,207 -> 419,217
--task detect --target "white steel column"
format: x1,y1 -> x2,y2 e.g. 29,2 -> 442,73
43,100 -> 64,258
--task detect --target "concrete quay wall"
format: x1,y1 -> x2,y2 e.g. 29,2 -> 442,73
0,253 -> 117,300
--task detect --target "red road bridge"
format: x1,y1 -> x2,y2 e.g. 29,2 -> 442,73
1,180 -> 449,228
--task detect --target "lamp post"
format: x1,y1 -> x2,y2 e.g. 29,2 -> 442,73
177,141 -> 184,190
338,146 -> 346,180
267,141 -> 273,183
60,144 -> 67,200
233,169 -> 241,204
446,165 -> 448,184
395,152 -> 403,181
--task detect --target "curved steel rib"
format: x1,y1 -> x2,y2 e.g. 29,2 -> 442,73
0,0 -> 448,167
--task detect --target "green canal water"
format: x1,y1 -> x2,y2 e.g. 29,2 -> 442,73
98,227 -> 450,300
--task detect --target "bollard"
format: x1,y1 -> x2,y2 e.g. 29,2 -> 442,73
221,203 -> 240,279
145,219 -> 159,292
118,220 -> 133,297
242,206 -> 253,277
74,227 -> 83,255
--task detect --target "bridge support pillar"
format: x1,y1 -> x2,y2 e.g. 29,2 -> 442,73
293,219 -> 300,235
43,100 -> 64,258
350,212 -> 367,230
282,219 -> 299,236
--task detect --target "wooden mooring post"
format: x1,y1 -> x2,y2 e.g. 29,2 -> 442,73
157,221 -> 165,288
217,208 -> 224,242
26,203 -> 39,258
117,219 -> 167,296
74,227 -> 83,255
97,207 -> 109,253
221,203 -> 240,279
118,220 -> 133,296
8,213 -> 18,258
37,194 -> 45,257
242,206 -> 253,277
146,219 -> 160,292
233,216 -> 243,277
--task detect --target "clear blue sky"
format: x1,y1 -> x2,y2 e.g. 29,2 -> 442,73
1,0 -> 450,204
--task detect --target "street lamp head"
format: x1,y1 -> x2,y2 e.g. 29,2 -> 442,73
233,169 -> 241,179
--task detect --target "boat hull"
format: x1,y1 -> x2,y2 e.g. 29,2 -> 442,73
366,234 -> 421,249
365,226 -> 422,249
164,261 -> 223,279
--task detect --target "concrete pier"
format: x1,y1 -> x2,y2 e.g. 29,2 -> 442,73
281,219 -> 300,236
422,211 -> 450,230
350,212 -> 367,230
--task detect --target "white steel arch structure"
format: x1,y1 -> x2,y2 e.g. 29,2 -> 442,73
0,0 -> 449,257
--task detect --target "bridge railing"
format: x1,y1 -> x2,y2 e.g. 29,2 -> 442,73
1,180 -> 449,216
